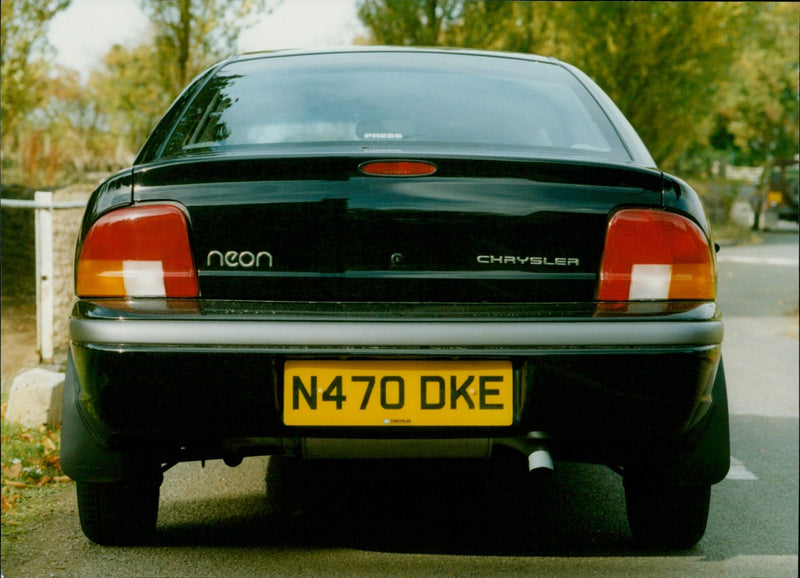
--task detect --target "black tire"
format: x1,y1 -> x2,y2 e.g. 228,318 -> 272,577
622,360 -> 728,550
77,475 -> 162,546
624,478 -> 710,549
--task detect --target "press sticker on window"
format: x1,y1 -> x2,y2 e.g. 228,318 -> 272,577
362,132 -> 404,140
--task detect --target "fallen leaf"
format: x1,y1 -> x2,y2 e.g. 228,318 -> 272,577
4,481 -> 28,489
53,476 -> 72,483
43,454 -> 61,469
3,463 -> 23,479
1,494 -> 18,513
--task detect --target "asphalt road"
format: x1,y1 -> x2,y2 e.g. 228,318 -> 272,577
2,228 -> 798,577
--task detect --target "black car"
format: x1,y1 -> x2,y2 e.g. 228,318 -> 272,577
62,48 -> 729,549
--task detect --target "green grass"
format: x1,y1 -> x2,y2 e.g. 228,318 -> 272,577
1,410 -> 72,536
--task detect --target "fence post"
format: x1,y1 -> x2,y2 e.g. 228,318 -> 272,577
35,191 -> 55,364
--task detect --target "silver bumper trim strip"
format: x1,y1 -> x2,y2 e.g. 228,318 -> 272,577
71,318 -> 724,349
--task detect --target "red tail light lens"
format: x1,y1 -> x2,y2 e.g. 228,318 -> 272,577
597,209 -> 715,301
77,205 -> 199,298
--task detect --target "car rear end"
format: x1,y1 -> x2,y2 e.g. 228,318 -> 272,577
62,49 -> 728,548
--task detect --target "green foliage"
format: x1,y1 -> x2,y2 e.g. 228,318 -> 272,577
85,0 -> 278,157
357,0 -> 462,45
139,0 -> 275,96
2,0 -> 277,186
88,43 -> 175,160
552,2 -> 745,170
0,0 -> 71,148
1,418 -> 71,530
721,3 -> 799,165
2,1 -> 796,188
356,1 -> 798,172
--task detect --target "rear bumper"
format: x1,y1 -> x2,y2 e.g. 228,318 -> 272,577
64,300 -> 723,472
71,300 -> 723,353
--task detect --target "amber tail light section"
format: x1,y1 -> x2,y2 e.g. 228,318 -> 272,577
76,205 -> 199,298
597,209 -> 715,301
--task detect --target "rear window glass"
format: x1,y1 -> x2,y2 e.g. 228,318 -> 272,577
160,52 -> 631,162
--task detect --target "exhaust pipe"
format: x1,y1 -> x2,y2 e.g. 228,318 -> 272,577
495,432 -> 555,472
527,445 -> 554,472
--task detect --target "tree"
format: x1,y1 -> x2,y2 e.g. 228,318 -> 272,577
542,2 -> 747,169
139,0 -> 277,98
357,1 -> 555,53
357,0 -> 462,46
84,0 -> 280,160
723,3 -> 799,164
87,43 -> 170,161
356,1 -> 753,169
0,0 -> 71,150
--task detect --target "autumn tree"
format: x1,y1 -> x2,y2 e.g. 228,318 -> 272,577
357,0 -> 462,46
356,1 -> 756,170
139,0 -> 277,98
451,2 -> 546,53
544,2 -> 747,169
721,3 -> 799,164
86,0 -> 279,160
87,43 -> 171,163
0,0 -> 71,151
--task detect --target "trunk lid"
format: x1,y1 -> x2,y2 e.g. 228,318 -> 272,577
132,155 -> 664,303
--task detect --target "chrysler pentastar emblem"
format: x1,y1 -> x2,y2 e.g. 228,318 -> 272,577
477,255 -> 580,266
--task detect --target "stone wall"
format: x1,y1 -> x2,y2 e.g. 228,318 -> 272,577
1,184 -> 94,354
1,185 -> 36,303
52,186 -> 94,348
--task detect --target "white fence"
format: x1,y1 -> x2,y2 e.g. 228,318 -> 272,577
1,192 -> 88,364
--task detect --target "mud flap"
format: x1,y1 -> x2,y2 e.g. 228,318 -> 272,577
628,358 -> 730,487
60,349 -> 149,483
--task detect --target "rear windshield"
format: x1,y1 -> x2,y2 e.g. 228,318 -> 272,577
160,52 -> 631,162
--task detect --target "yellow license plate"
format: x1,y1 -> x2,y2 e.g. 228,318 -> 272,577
283,360 -> 513,427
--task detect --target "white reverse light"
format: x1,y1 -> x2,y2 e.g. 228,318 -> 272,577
628,264 -> 672,300
122,261 -> 167,297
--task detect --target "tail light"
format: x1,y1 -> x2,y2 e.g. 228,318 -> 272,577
597,209 -> 715,301
77,204 -> 199,298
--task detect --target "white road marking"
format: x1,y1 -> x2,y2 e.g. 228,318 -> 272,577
717,255 -> 799,266
726,456 -> 758,480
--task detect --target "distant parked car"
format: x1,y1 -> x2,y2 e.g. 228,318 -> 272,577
62,47 -> 729,550
753,157 -> 799,230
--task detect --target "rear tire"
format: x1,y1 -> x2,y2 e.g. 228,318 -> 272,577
77,475 -> 161,545
624,478 -> 710,549
623,359 -> 728,550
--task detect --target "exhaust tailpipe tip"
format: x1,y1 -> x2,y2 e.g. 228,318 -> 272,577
493,434 -> 555,472
528,447 -> 554,472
